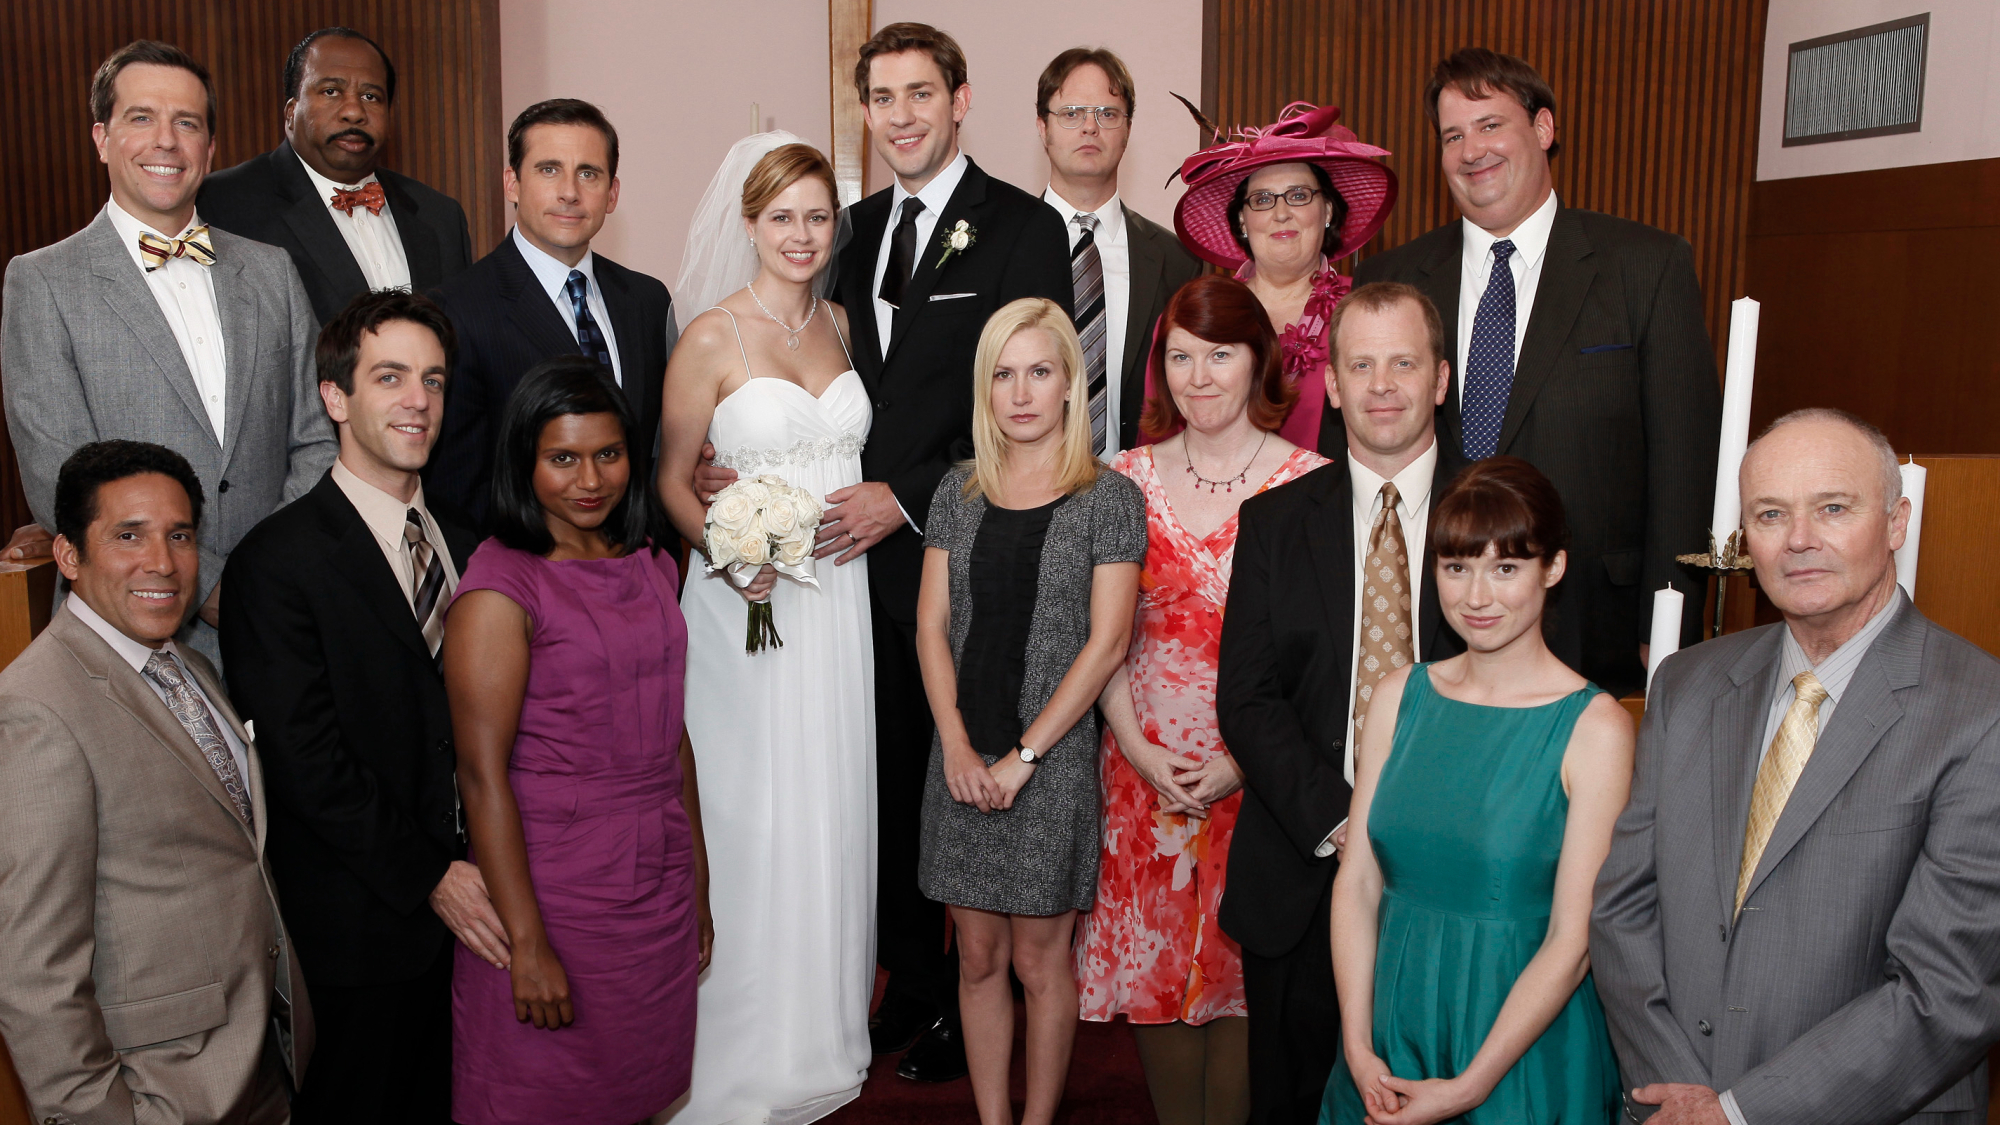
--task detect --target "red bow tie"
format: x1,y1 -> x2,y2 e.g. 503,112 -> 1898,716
330,181 -> 387,216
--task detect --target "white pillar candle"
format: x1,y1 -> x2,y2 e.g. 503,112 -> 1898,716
1709,298 -> 1760,552
1647,586 -> 1685,693
1896,459 -> 1927,600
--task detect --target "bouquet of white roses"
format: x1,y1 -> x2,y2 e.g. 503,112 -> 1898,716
703,473 -> 823,653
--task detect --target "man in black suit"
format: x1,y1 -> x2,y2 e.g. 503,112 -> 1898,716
199,27 -> 473,324
1354,48 -> 1719,697
1034,46 -> 1205,456
221,291 -> 499,1123
1217,282 -> 1466,1124
425,98 -> 676,528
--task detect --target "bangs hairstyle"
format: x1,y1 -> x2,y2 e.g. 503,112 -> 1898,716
1424,47 -> 1561,160
1431,456 -> 1568,566
965,299 -> 1099,503
741,143 -> 840,219
854,22 -> 968,103
316,289 -> 457,394
488,358 -> 661,557
1142,276 -> 1290,439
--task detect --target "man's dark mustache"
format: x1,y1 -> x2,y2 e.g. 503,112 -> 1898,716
329,129 -> 376,146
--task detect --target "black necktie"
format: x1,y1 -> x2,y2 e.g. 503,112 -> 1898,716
879,197 -> 926,308
564,270 -> 615,377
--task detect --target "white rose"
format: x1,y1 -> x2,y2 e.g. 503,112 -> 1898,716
709,490 -> 756,535
736,532 -> 771,566
751,473 -> 790,488
793,489 -> 823,529
762,495 -> 800,536
949,229 -> 969,250
738,481 -> 773,509
776,535 -> 811,566
707,532 -> 739,568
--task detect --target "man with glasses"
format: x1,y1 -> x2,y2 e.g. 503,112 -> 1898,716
1037,47 -> 1203,458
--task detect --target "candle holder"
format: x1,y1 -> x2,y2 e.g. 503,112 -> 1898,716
1677,530 -> 1754,639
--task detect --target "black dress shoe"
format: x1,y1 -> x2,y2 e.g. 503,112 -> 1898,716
868,998 -> 935,1055
895,1016 -> 969,1082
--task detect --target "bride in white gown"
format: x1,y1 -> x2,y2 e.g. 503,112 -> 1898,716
656,134 -> 875,1124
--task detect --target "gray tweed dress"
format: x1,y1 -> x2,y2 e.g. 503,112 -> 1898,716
917,464 -> 1148,916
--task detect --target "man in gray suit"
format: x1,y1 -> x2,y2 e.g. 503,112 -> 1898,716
1,39 -> 336,661
0,440 -> 310,1124
1592,408 -> 2000,1124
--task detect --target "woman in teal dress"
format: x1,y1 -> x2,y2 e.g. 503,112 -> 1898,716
1322,457 -> 1634,1125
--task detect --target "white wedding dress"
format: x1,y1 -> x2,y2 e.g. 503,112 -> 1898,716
668,310 -> 876,1125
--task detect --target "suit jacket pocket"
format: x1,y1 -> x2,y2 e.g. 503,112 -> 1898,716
1822,798 -> 1927,835
101,981 -> 228,1049
1601,549 -> 1643,586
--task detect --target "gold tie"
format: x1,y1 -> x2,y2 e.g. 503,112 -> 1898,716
1352,482 -> 1414,736
136,226 -> 217,271
1735,670 -> 1830,915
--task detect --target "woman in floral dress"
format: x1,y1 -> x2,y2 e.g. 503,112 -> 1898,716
1077,277 -> 1330,1124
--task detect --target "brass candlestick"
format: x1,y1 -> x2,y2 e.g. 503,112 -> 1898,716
1677,529 -> 1754,639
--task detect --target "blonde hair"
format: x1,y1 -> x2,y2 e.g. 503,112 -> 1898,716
963,298 -> 1099,503
740,143 -> 839,219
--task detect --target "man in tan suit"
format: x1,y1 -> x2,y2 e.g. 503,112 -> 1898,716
0,440 -> 311,1124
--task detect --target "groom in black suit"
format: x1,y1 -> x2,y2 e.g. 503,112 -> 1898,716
832,22 -> 1072,1082
221,291 -> 498,1122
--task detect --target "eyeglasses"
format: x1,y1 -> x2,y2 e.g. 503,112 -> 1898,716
1051,105 -> 1128,130
1244,187 -> 1323,211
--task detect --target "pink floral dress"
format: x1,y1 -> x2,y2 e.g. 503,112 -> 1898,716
1076,444 -> 1329,1025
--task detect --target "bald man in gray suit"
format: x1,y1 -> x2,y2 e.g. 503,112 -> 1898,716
1591,408 -> 2000,1125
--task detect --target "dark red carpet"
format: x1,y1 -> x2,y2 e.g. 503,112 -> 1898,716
825,972 -> 1157,1124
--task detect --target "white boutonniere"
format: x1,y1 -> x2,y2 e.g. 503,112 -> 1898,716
936,219 -> 976,268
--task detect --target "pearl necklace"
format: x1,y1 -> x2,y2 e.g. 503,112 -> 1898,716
747,282 -> 818,350
1184,432 -> 1268,494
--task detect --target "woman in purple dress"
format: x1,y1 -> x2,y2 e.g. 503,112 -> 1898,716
445,358 -> 711,1124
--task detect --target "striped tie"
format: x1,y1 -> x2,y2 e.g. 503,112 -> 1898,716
564,270 -> 615,374
1735,671 -> 1830,916
406,508 -> 447,658
1071,212 -> 1109,457
137,226 -> 217,272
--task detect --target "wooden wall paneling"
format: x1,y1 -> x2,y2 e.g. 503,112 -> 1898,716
828,0 -> 872,207
0,0 -> 506,539
1208,0 -> 1767,375
1744,158 -> 2000,456
1909,455 -> 2000,656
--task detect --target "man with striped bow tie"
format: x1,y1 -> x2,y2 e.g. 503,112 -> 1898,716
1,39 -> 337,668
221,289 -> 492,1123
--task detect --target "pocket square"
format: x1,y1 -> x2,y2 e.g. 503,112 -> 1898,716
929,292 -> 978,302
1580,343 -> 1634,354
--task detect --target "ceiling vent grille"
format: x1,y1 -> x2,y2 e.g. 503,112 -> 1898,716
1783,13 -> 1928,146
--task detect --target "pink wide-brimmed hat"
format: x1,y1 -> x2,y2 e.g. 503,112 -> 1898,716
1172,101 -> 1398,271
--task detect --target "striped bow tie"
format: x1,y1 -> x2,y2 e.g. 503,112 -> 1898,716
330,181 -> 387,216
137,226 -> 216,272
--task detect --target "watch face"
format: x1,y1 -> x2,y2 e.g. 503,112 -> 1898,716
1019,747 -> 1034,762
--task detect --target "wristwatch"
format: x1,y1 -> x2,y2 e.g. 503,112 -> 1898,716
1017,744 -> 1043,765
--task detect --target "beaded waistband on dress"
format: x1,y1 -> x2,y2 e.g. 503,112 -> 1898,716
712,432 -> 866,473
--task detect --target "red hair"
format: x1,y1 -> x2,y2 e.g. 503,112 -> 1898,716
1141,275 -> 1293,439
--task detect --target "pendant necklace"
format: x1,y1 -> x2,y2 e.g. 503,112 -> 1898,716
1185,431 -> 1268,494
747,283 -> 817,350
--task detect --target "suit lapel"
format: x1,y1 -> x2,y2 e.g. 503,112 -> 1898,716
596,263 -> 649,417
1712,627 -> 1782,926
182,646 -> 266,851
86,215 -> 218,448
839,202 -> 888,388
210,244 -> 259,471
1742,604 -> 1922,906
53,611 -> 254,844
379,171 -> 440,287
495,237 -> 585,359
272,143 -> 370,298
313,476 -> 438,665
1417,449 -> 1461,656
884,160 -> 991,368
1498,209 -> 1594,455
1411,229 -> 1464,455
1122,205 -> 1164,395
1302,460 -> 1356,670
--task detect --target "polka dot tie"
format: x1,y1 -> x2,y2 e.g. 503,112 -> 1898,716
1351,482 -> 1414,739
1461,239 -> 1517,460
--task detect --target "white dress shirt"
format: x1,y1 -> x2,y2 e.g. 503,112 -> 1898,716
1044,187 -> 1130,462
105,200 -> 231,444
1456,190 -> 1560,408
331,459 -> 459,609
297,155 -> 411,293
1318,436 -> 1440,854
871,150 -> 970,360
513,226 -> 623,386
68,592 -> 251,785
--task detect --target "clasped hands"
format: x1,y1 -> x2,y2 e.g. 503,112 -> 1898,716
1124,737 -> 1243,819
943,744 -> 1037,814
694,443 -> 902,567
1346,1050 -> 1486,1125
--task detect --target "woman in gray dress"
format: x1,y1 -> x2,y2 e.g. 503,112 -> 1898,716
916,297 -> 1146,1125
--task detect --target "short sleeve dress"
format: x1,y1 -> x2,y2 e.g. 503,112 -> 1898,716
916,465 -> 1148,917
448,540 -> 698,1125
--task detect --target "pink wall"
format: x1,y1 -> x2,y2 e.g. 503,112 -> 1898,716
499,0 -> 1204,291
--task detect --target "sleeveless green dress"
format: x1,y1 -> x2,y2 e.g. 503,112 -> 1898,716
1321,665 -> 1620,1125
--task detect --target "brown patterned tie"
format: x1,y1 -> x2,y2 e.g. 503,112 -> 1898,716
1735,671 -> 1830,916
1352,482 -> 1414,736
143,651 -> 252,825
